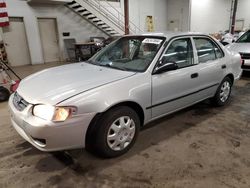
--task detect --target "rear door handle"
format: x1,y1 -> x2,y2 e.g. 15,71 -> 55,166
191,73 -> 199,79
221,64 -> 227,69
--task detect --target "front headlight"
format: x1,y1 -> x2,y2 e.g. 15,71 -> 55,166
33,105 -> 77,122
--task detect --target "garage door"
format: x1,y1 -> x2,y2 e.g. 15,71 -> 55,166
2,17 -> 31,67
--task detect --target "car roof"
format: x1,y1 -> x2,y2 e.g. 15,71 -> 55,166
128,31 -> 207,39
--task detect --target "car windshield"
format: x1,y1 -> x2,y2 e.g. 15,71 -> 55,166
88,36 -> 165,72
236,31 -> 250,43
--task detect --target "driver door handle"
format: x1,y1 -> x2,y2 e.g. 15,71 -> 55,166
221,64 -> 227,69
191,73 -> 199,79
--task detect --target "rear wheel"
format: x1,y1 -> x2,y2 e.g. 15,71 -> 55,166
93,106 -> 140,158
212,77 -> 232,106
0,87 -> 10,102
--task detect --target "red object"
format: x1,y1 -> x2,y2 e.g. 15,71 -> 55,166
10,80 -> 20,92
0,1 -> 9,27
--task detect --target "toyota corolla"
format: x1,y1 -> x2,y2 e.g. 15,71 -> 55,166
9,32 -> 242,158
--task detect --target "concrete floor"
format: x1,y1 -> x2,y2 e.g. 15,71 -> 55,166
1,63 -> 250,188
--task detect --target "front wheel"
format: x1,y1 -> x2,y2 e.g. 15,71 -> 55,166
93,106 -> 140,158
212,77 -> 232,106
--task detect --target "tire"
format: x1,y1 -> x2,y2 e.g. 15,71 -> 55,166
212,77 -> 232,106
0,87 -> 10,102
92,106 -> 140,158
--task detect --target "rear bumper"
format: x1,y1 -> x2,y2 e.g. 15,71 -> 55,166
8,94 -> 96,151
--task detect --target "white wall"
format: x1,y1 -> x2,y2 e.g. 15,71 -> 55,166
167,0 -> 190,31
4,1 -> 107,65
120,0 -> 168,33
153,0 -> 168,31
190,0 -> 231,33
236,0 -> 250,30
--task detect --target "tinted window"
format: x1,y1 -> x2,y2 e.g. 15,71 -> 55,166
162,38 -> 194,69
193,38 -> 223,63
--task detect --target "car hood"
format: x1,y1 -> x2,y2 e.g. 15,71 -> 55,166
227,42 -> 250,53
17,63 -> 136,105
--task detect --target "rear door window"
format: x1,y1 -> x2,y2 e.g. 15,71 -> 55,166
193,38 -> 223,63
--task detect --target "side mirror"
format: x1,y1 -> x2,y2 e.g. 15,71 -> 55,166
153,61 -> 178,74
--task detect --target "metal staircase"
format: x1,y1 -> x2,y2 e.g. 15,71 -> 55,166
66,0 -> 141,36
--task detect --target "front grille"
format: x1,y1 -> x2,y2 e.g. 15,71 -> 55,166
242,64 -> 250,70
13,92 -> 29,111
240,53 -> 250,60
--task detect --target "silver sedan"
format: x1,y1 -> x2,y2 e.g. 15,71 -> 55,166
227,30 -> 250,71
9,32 -> 242,158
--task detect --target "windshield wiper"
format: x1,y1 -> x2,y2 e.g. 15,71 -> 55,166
103,64 -> 132,71
86,60 -> 133,72
86,59 -> 97,65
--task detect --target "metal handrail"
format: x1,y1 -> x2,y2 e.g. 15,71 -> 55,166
98,0 -> 141,33
81,0 -> 141,34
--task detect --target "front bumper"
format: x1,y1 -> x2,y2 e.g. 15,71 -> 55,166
8,94 -> 96,151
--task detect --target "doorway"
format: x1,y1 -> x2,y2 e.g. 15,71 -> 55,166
167,0 -> 190,31
2,17 -> 31,67
38,18 -> 60,63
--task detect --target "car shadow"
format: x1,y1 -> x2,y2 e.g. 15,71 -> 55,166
27,98 -> 233,175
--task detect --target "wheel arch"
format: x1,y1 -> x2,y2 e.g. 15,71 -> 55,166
225,73 -> 234,85
85,101 -> 145,149
105,101 -> 145,126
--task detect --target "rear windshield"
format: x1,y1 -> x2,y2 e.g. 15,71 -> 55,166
236,31 -> 250,43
